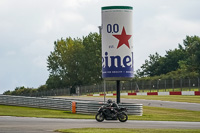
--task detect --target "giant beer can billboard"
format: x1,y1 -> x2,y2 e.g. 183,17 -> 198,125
102,6 -> 134,80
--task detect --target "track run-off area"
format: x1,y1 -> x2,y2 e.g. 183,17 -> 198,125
1,96 -> 200,133
0,116 -> 200,133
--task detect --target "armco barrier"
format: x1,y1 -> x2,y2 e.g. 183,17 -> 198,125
74,101 -> 143,115
0,95 -> 71,111
0,95 -> 143,116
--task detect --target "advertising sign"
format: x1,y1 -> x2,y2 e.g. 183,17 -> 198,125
102,6 -> 134,80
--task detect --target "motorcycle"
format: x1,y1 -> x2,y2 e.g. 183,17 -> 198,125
95,105 -> 128,122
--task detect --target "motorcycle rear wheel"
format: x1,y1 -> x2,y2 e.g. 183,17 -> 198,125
118,112 -> 128,122
95,112 -> 104,122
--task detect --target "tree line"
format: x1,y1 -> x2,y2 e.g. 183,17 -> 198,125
3,34 -> 200,95
135,35 -> 200,80
4,33 -> 101,95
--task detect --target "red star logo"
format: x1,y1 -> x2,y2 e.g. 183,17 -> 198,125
113,27 -> 132,49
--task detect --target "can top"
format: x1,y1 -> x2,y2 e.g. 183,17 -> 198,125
102,6 -> 133,10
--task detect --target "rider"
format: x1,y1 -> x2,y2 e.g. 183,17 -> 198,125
107,99 -> 119,117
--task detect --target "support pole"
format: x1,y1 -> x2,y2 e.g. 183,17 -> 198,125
116,80 -> 120,104
104,80 -> 106,103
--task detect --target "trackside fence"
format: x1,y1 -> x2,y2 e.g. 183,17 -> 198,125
79,78 -> 200,95
7,78 -> 200,97
0,95 -> 143,115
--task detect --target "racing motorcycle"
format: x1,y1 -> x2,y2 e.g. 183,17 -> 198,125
95,105 -> 128,122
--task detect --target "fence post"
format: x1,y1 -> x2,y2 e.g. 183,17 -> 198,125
189,78 -> 191,91
142,81 -> 144,92
131,81 -> 133,93
180,78 -> 182,91
93,85 -> 94,94
157,79 -> 160,92
90,86 -> 91,95
111,85 -> 114,93
172,78 -> 174,92
79,87 -> 81,96
84,86 -> 86,95
97,84 -> 99,94
198,77 -> 200,91
150,81 -> 151,92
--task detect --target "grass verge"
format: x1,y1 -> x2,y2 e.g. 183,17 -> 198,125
0,105 -> 93,119
0,105 -> 200,121
93,88 -> 200,94
95,95 -> 200,103
56,128 -> 200,133
132,106 -> 200,121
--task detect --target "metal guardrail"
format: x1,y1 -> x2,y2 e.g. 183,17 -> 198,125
75,101 -> 143,115
0,95 -> 71,111
0,95 -> 143,115
119,103 -> 143,115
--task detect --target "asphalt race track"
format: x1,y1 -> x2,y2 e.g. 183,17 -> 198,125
1,97 -> 200,133
1,116 -> 200,133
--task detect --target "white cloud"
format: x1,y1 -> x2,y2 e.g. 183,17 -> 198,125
21,39 -> 53,70
59,12 -> 84,23
63,0 -> 97,9
133,2 -> 200,70
32,55 -> 47,68
5,51 -> 16,56
1,0 -> 200,94
81,24 -> 98,34
38,9 -> 86,36
153,13 -> 200,34
0,20 -> 13,31
39,18 -> 54,34
21,39 -> 51,55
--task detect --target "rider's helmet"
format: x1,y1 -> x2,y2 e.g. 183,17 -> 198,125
107,99 -> 113,104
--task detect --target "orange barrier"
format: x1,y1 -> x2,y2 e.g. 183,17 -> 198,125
72,101 -> 76,114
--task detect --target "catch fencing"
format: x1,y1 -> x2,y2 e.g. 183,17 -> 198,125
9,77 -> 200,97
0,95 -> 143,115
79,78 -> 200,95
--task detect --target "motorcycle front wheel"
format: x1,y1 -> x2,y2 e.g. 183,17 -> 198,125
118,112 -> 128,122
95,112 -> 104,122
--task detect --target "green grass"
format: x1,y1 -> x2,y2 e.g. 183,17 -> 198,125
121,95 -> 200,103
0,105 -> 200,121
132,106 -> 200,121
57,128 -> 200,133
129,88 -> 199,92
0,105 -> 93,119
94,95 -> 200,103
92,88 -> 200,95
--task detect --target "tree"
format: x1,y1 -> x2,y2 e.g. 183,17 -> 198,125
46,33 -> 102,90
138,52 -> 161,76
46,37 -> 84,89
3,90 -> 11,95
183,35 -> 200,74
136,35 -> 200,78
82,33 -> 102,84
160,48 -> 187,74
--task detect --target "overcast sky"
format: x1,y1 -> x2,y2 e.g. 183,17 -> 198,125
0,0 -> 200,94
